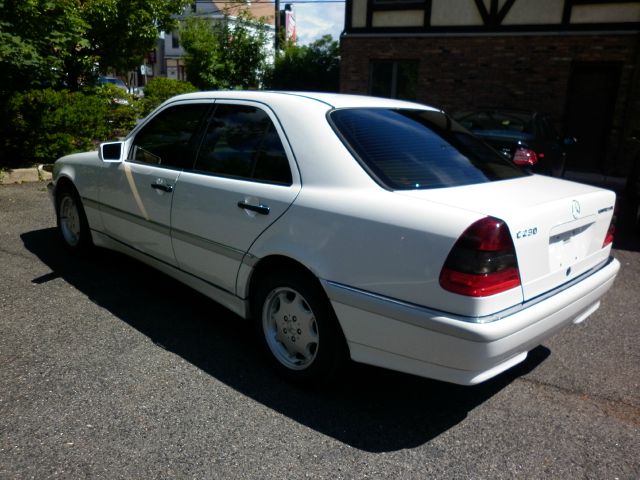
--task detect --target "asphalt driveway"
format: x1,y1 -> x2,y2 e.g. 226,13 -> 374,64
1,182 -> 638,479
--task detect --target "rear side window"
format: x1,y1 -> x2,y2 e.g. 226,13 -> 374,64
194,104 -> 292,185
329,108 -> 527,190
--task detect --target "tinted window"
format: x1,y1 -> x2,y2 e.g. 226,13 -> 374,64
330,108 -> 527,190
130,104 -> 210,169
194,105 -> 292,185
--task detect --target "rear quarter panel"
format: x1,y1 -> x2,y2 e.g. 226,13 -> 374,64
243,185 -> 524,317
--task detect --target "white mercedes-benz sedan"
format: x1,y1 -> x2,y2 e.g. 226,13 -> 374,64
48,91 -> 620,385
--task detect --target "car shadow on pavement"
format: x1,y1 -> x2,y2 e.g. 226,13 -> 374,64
22,228 -> 550,453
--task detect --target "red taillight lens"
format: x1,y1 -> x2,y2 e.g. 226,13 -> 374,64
439,217 -> 521,297
602,204 -> 617,248
513,148 -> 538,166
603,219 -> 616,247
603,224 -> 615,247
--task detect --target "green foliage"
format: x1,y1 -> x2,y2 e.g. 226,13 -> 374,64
267,35 -> 340,92
91,84 -> 139,136
179,9 -> 271,90
0,0 -> 191,95
0,0 -> 92,95
139,77 -> 198,116
82,0 -> 191,75
3,88 -> 135,166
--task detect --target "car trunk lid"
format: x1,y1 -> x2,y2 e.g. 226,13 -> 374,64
398,175 -> 615,301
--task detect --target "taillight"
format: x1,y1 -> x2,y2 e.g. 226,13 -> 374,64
513,148 -> 538,166
439,217 -> 521,297
603,206 -> 617,247
603,224 -> 615,247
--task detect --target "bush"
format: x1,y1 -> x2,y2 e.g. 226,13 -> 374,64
2,87 -> 137,166
139,77 -> 198,116
89,84 -> 140,137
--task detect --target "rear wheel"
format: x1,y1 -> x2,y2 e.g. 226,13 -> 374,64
55,185 -> 92,253
253,269 -> 347,384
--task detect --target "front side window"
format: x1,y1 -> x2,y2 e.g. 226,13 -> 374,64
194,104 -> 292,185
329,108 -> 527,190
369,61 -> 418,101
129,104 -> 211,169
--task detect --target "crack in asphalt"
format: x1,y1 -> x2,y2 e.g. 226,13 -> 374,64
0,244 -> 36,262
518,376 -> 640,426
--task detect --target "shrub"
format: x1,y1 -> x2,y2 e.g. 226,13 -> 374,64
89,84 -> 140,137
139,77 -> 198,116
2,87 -> 137,166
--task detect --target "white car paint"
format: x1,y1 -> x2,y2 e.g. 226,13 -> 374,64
50,91 -> 620,385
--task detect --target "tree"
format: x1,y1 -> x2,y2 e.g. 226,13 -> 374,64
267,35 -> 340,92
0,0 -> 191,93
82,0 -> 191,75
179,9 -> 271,90
0,0 -> 91,95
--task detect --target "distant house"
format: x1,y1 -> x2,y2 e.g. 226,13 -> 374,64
163,0 -> 276,81
340,0 -> 640,175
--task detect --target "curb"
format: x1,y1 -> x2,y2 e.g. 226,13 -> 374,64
0,165 -> 53,185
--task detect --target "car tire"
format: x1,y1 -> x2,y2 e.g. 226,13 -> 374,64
55,185 -> 92,253
253,269 -> 348,384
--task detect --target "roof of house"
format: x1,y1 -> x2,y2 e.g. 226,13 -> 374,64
211,1 -> 275,25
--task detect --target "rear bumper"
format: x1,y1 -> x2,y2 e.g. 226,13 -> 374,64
324,256 -> 620,385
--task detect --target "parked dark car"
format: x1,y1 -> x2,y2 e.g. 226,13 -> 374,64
453,109 -> 573,177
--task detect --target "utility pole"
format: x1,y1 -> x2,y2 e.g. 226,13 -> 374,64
274,0 -> 281,51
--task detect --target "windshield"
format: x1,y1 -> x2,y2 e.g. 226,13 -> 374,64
329,108 -> 527,190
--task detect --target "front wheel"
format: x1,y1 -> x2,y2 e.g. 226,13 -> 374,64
55,185 -> 92,253
253,270 -> 348,384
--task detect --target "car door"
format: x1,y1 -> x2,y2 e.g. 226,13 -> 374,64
171,100 -> 301,294
99,101 -> 213,265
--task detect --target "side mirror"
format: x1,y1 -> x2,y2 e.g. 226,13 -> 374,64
563,137 -> 578,146
99,141 -> 125,163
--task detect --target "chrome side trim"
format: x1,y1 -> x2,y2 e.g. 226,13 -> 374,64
93,228 -> 238,297
82,197 -> 101,210
91,229 -> 249,318
172,228 -> 245,262
98,201 -> 170,236
324,256 -> 614,328
241,253 -> 260,268
93,198 -> 257,265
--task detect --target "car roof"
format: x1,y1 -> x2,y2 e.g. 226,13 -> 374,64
167,90 -> 439,111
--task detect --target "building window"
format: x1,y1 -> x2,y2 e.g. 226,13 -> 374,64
369,60 -> 418,100
171,32 -> 180,49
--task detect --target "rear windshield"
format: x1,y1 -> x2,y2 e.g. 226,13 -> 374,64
329,108 -> 527,190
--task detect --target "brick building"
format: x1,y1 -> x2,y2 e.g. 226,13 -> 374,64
340,0 -> 640,175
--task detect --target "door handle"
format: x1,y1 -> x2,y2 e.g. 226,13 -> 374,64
151,183 -> 173,193
237,201 -> 270,215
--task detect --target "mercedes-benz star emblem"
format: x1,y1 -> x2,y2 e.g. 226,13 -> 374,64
571,200 -> 581,219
